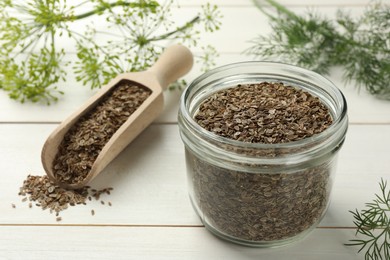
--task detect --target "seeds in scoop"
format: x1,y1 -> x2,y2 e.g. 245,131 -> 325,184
17,81 -> 144,220
52,81 -> 151,186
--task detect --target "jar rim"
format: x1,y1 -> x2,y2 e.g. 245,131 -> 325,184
179,61 -> 348,151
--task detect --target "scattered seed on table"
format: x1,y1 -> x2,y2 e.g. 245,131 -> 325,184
17,174 -> 114,220
16,74 -> 135,220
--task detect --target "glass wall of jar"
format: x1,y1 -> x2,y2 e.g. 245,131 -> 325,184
178,62 -> 348,247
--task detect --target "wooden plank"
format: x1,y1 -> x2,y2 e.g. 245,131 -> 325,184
6,4 -> 369,54
176,0 -> 372,7
0,226 -> 364,260
1,124 -> 389,227
0,123 -> 197,225
55,0 -> 375,8
1,53 -> 389,124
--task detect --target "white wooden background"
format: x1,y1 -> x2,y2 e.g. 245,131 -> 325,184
1,0 -> 389,259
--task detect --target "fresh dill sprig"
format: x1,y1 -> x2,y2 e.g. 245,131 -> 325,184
0,0 -> 221,104
74,1 -> 222,90
247,0 -> 390,99
346,178 -> 390,260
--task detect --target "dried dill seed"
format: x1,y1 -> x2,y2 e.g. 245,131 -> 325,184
195,82 -> 332,144
15,73 -> 127,218
101,201 -> 105,205
108,202 -> 112,207
18,175 -> 114,218
56,217 -> 62,222
11,203 -> 16,208
52,81 -> 151,186
190,82 -> 334,242
188,155 -> 331,241
91,210 -> 95,216
29,202 -> 32,208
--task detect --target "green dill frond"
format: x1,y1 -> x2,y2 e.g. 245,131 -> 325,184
346,178 -> 390,260
248,0 -> 390,99
0,0 -> 222,103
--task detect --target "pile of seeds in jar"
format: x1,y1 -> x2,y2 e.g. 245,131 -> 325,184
195,82 -> 332,143
53,81 -> 151,185
189,81 -> 334,241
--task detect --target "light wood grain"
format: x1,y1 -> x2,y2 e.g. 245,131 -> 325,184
176,0 -> 372,6
0,226 -> 363,260
1,52 -> 390,124
1,124 -> 389,226
0,0 -> 388,259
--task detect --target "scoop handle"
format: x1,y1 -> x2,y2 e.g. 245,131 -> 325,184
148,44 -> 194,90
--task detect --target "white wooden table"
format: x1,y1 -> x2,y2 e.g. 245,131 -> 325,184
1,0 -> 389,259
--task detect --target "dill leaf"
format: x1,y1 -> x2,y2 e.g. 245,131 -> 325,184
346,178 -> 390,260
247,0 -> 390,99
0,0 -> 221,104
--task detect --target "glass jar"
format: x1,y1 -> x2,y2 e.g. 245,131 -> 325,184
178,61 -> 348,247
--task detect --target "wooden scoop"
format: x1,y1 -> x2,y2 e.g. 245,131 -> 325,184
41,44 -> 193,189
